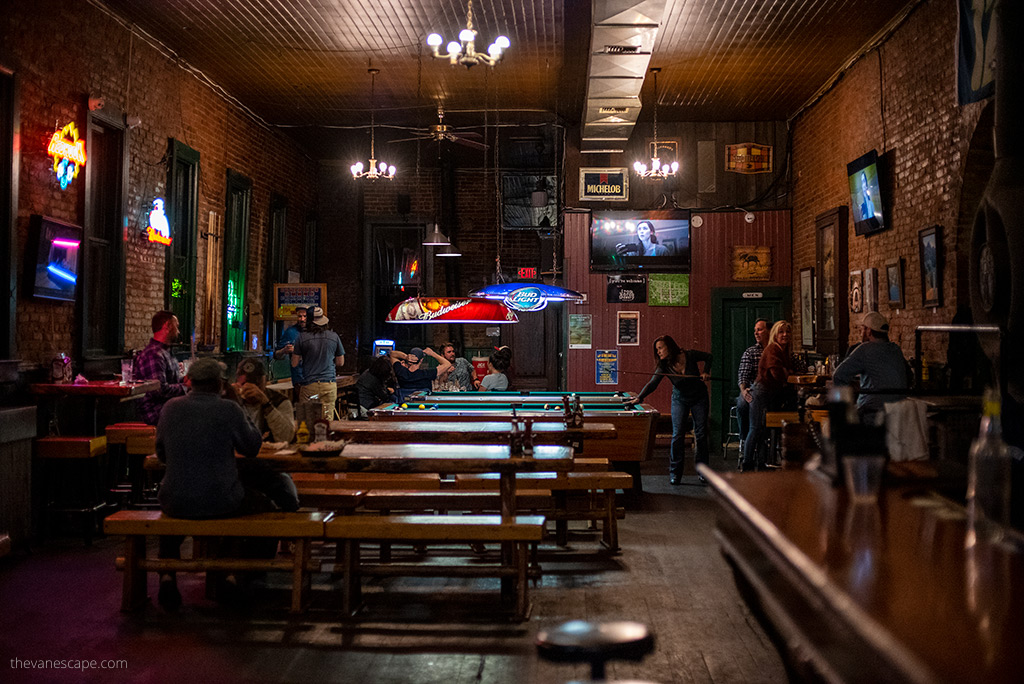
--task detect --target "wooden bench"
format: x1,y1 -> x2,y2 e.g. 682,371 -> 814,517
324,514 -> 546,621
291,472 -> 443,490
103,509 -> 331,614
454,471 -> 632,552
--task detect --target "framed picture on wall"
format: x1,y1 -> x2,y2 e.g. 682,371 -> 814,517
849,270 -> 863,313
864,267 -> 878,312
814,207 -> 848,355
886,258 -> 905,309
918,225 -> 942,307
800,267 -> 815,348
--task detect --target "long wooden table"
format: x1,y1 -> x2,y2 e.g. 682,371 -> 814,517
261,443 -> 575,521
326,419 -> 616,452
701,466 -> 1024,683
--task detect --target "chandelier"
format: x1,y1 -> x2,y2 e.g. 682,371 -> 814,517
634,68 -> 679,180
351,68 -> 396,181
427,0 -> 510,68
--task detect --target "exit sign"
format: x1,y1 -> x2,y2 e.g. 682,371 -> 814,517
517,267 -> 538,279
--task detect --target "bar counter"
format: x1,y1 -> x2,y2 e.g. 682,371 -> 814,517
700,466 -> 1024,684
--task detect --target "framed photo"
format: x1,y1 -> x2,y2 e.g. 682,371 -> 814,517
800,267 -> 815,348
814,207 -> 848,355
918,225 -> 942,307
731,245 -> 772,281
885,258 -> 905,309
849,270 -> 863,313
864,268 -> 878,312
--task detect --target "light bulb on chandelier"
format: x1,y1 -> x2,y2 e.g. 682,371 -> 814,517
634,68 -> 678,180
352,68 -> 396,181
426,0 -> 510,68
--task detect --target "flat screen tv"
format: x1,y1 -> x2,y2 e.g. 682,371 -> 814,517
590,209 -> 691,272
847,149 -> 887,236
30,215 -> 83,302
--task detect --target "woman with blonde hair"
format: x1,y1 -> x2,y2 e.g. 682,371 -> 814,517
740,320 -> 796,472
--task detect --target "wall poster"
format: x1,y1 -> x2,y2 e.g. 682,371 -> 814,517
648,274 -> 690,306
606,275 -> 647,304
273,283 -> 327,320
569,313 -> 593,349
595,349 -> 619,385
617,311 -> 640,346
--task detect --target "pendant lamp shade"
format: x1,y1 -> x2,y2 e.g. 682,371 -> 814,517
386,297 -> 518,323
423,223 -> 450,246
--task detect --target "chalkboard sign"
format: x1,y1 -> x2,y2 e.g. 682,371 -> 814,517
273,283 -> 327,320
617,311 -> 640,346
606,275 -> 647,304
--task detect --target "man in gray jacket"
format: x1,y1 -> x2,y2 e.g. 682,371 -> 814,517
832,312 -> 910,423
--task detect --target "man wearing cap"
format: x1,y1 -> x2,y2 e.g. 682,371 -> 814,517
273,306 -> 306,392
234,357 -> 295,443
135,310 -> 188,425
155,358 -> 299,610
293,306 -> 345,420
390,347 -> 451,402
832,311 -> 910,421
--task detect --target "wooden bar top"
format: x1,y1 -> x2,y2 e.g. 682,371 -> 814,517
702,467 -> 1024,683
260,443 -> 575,474
326,420 -> 616,443
30,380 -> 159,397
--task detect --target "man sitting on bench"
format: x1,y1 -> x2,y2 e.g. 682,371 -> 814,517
155,358 -> 300,611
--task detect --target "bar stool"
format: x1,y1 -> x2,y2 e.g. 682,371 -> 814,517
125,431 -> 160,507
105,423 -> 156,507
723,404 -> 741,449
536,620 -> 655,682
34,435 -> 110,544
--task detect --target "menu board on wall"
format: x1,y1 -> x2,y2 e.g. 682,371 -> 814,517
273,283 -> 327,320
617,311 -> 640,346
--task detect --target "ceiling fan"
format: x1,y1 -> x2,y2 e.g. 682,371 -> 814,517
389,106 -> 487,150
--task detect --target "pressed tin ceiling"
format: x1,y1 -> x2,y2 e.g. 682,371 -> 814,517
90,0 -> 918,157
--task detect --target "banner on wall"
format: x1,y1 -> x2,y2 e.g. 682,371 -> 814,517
648,274 -> 690,306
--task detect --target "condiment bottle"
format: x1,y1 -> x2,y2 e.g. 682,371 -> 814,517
295,421 -> 311,445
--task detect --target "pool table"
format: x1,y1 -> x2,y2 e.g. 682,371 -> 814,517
369,400 -> 658,464
402,390 -> 637,405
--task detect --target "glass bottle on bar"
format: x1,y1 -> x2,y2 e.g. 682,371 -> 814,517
966,387 -> 1011,541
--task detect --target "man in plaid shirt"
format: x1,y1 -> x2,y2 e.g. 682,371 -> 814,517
736,318 -> 769,447
135,310 -> 188,425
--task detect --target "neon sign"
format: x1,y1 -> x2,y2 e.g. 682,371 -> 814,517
146,198 -> 172,245
47,122 -> 86,189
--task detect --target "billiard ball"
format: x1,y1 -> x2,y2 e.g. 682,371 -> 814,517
419,404 -> 426,409
543,404 -> 549,409
401,403 -> 408,408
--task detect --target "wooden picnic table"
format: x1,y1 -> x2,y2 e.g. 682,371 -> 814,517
326,419 -> 616,450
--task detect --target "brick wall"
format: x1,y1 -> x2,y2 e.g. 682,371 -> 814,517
3,0 -> 317,366
790,0 -> 988,365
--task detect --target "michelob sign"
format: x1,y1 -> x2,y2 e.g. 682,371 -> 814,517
579,168 -> 628,201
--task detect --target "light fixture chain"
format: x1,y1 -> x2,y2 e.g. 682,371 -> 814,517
652,69 -> 658,146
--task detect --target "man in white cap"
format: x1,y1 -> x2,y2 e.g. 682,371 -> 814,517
832,311 -> 910,421
293,305 -> 345,420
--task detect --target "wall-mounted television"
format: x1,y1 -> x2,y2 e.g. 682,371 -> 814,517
847,149 -> 887,236
590,209 -> 691,272
30,215 -> 83,302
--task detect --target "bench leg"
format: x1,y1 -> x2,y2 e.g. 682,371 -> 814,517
341,540 -> 361,616
554,492 -> 569,546
601,490 -> 620,554
515,541 -> 529,622
290,538 -> 310,614
122,535 -> 148,612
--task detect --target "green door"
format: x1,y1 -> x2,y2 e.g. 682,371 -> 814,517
710,287 -> 790,453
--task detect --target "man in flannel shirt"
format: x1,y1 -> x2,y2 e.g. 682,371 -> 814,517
135,310 -> 188,425
735,318 -> 769,448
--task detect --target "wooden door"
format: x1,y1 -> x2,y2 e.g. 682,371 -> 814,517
506,305 -> 561,391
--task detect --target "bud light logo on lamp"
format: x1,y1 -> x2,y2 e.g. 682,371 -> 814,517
504,287 -> 546,312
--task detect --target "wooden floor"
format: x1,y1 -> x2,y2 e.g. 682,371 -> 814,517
0,445 -> 788,683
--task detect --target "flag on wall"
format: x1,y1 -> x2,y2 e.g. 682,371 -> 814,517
958,0 -> 996,105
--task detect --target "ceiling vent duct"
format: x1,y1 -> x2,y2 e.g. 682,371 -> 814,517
581,0 -> 667,154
